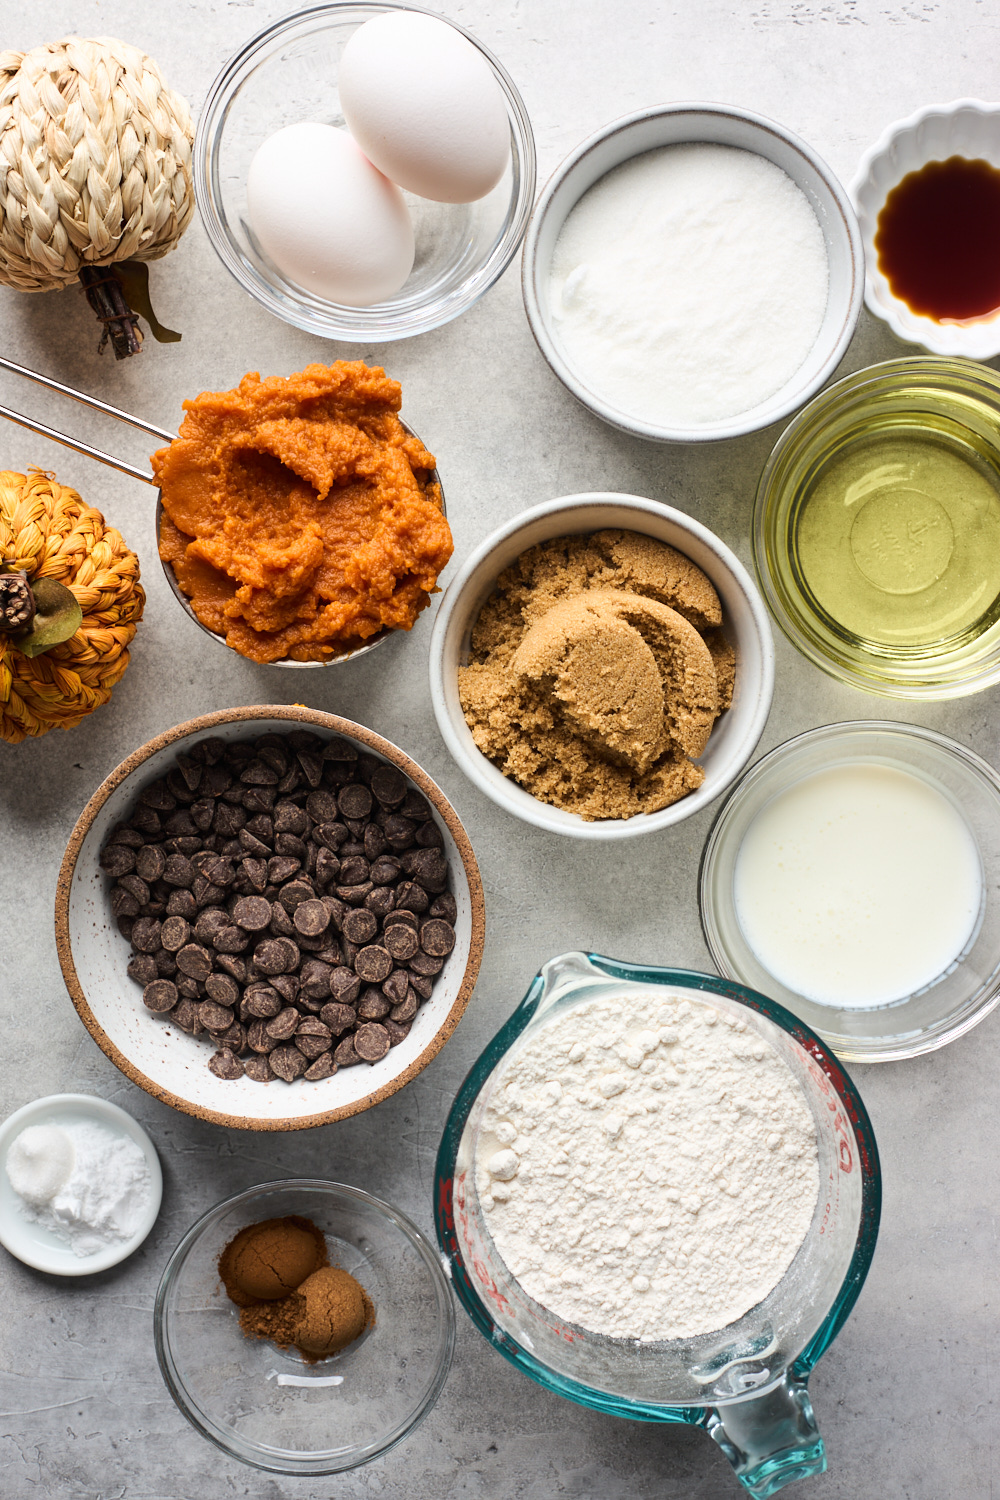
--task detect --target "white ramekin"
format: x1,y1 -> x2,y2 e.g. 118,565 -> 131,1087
850,100 -> 1000,358
521,103 -> 864,444
429,493 -> 775,840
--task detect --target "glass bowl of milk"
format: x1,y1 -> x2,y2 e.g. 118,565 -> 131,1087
700,720 -> 1000,1061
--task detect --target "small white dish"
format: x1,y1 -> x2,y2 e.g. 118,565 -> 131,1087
521,103 -> 863,443
428,492 -> 775,840
0,1094 -> 162,1275
850,100 -> 1000,357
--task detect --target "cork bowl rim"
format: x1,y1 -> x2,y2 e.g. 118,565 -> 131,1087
55,706 -> 485,1131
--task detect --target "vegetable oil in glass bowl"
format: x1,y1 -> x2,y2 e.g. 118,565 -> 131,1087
753,357 -> 1000,698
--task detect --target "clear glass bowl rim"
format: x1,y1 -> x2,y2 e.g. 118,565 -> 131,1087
433,952 -> 881,1423
194,1 -> 538,342
698,718 -> 1000,1062
752,355 -> 1000,699
154,1177 -> 456,1474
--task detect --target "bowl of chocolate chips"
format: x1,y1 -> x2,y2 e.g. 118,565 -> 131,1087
55,707 -> 485,1130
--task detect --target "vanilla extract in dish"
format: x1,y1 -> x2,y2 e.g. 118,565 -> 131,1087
875,156 -> 1000,324
733,762 -> 983,1008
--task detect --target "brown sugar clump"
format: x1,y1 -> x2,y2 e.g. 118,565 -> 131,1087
293,1266 -> 374,1356
218,1215 -> 328,1306
458,530 -> 734,821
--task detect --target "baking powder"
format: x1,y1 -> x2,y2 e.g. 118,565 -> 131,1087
548,142 -> 829,427
476,992 -> 818,1340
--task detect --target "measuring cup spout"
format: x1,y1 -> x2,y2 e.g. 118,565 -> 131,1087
700,1372 -> 825,1497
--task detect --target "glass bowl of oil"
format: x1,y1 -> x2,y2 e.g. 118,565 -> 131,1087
753,357 -> 1000,699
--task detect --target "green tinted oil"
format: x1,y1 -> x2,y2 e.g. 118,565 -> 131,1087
795,430 -> 1000,650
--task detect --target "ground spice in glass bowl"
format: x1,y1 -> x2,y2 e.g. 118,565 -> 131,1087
218,1214 -> 374,1361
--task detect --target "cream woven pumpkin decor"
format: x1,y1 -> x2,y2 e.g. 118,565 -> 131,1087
0,35 -> 194,355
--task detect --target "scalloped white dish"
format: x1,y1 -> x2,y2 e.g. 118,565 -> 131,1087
850,99 -> 1000,357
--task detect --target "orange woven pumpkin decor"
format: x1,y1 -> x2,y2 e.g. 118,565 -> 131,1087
0,470 -> 144,743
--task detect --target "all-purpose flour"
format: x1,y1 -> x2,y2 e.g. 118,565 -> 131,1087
476,992 -> 818,1340
548,143 -> 829,427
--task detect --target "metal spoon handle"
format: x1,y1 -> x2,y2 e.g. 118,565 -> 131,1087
0,398 -> 157,485
0,355 -> 175,444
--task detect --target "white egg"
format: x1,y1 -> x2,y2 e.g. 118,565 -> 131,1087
247,122 -> 415,306
339,11 -> 510,204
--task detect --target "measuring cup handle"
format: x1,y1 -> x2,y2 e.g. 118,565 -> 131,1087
700,1373 -> 826,1497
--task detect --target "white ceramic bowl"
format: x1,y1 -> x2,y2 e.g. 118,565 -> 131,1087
429,493 -> 775,840
55,708 -> 485,1131
850,100 -> 1000,358
0,1094 -> 162,1275
522,103 -> 864,443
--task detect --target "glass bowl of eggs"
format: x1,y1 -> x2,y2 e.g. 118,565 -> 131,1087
195,3 -> 536,341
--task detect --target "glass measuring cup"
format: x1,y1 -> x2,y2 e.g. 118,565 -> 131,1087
435,952 -> 880,1498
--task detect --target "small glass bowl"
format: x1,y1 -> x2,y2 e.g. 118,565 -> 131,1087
154,1180 -> 455,1474
753,357 -> 1000,699
195,3 -> 536,341
699,721 -> 1000,1062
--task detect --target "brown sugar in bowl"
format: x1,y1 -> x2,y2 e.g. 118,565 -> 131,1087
55,706 -> 485,1131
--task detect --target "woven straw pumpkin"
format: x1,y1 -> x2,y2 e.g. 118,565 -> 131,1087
0,35 -> 194,291
0,470 -> 144,743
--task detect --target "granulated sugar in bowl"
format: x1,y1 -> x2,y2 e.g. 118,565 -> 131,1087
522,104 -> 863,443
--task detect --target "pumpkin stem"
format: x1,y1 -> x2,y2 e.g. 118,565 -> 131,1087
79,265 -> 144,360
0,570 -> 35,631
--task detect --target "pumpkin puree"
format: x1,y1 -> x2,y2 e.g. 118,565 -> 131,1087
152,361 -> 452,663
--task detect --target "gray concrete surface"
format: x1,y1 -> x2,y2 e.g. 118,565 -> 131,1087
1,1 -> 998,1496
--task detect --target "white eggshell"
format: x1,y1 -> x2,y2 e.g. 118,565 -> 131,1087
339,12 -> 510,204
247,122 -> 415,306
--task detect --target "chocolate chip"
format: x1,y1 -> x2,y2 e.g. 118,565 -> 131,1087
384,1018 -> 412,1046
143,979 -> 178,1013
206,973 -> 240,1008
163,853 -> 195,888
370,856 -> 401,885
194,907 -> 228,944
160,916 -> 191,952
176,943 -> 213,980
295,1018 -> 332,1059
390,988 -> 419,1023
135,845 -> 166,882
267,855 -> 301,884
247,1019 -> 278,1053
272,972 -> 300,1005
131,917 -> 163,954
384,923 -> 419,961
244,1055 -> 274,1083
319,1002 -> 357,1035
108,825 -> 144,848
395,881 -> 429,914
408,973 -> 434,1000
112,888 -> 140,920
140,779 -> 176,811
409,951 -> 444,978
342,907 -> 378,945
128,953 -> 158,987
172,997 -> 202,1030
166,889 -> 198,920
199,1000 -> 235,1032
306,789 -> 340,823
358,988 -> 391,1020
279,880 -> 317,914
155,949 -> 178,977
218,1021 -> 246,1053
383,815 -> 417,851
334,1035 -> 362,1068
269,1044 -> 308,1082
400,790 -> 431,821
381,968 -> 410,1005
416,820 -> 444,849
430,892 -> 458,924
420,919 -> 456,957
266,1007 -> 300,1042
363,822 -> 387,861
269,900 -> 295,937
313,820 -> 349,852
370,764 -> 407,807
338,783 -> 372,821
304,1053 -> 337,1081
328,967 -> 361,1005
254,936 -> 300,974
293,899 -> 329,938
338,855 -> 370,887
233,896 -> 272,931
208,1048 -> 244,1080
384,908 -> 419,930
214,926 -> 251,954
335,880 -> 373,906
354,945 -> 392,984
354,1022 -> 390,1062
217,954 -> 248,984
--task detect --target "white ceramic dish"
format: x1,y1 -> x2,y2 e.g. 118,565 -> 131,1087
0,1094 -> 162,1275
55,708 -> 485,1132
521,103 -> 863,443
850,99 -> 1000,358
429,493 -> 775,840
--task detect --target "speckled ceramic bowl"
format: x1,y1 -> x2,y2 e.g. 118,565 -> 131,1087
55,707 -> 484,1131
850,100 -> 1000,357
